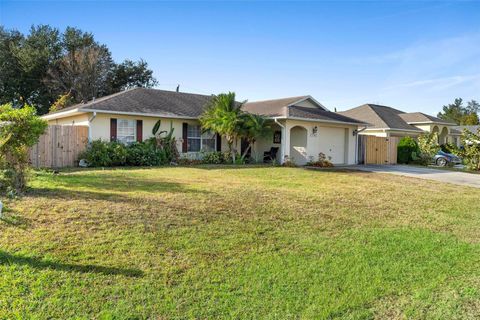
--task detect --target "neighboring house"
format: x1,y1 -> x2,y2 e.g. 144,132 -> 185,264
451,125 -> 480,146
339,104 -> 459,146
42,88 -> 366,165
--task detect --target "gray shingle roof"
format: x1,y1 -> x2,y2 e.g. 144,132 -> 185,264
288,106 -> 366,124
398,112 -> 456,125
48,88 -> 214,118
242,96 -> 309,117
243,96 -> 365,124
339,104 -> 423,131
46,89 -> 365,125
452,125 -> 480,134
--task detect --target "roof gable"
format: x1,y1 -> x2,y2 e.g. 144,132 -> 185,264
339,104 -> 423,132
399,112 -> 456,125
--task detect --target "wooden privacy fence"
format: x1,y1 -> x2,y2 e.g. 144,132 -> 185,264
358,136 -> 399,165
30,125 -> 89,168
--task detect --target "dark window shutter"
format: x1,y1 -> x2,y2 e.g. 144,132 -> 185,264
182,123 -> 188,152
110,118 -> 117,141
216,133 -> 222,151
136,120 -> 143,142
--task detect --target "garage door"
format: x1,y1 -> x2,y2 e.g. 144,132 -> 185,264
318,127 -> 346,164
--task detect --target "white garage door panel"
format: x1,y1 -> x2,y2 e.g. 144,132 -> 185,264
318,127 -> 345,164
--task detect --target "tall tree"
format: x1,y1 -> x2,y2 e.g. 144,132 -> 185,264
47,45 -> 114,103
200,92 -> 245,162
438,98 -> 464,124
0,25 -> 157,115
438,98 -> 480,125
108,59 -> 158,92
239,113 -> 272,160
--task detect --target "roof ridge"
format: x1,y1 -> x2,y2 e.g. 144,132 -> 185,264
247,95 -> 308,104
142,88 -> 214,98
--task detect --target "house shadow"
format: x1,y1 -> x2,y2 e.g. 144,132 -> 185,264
0,250 -> 143,278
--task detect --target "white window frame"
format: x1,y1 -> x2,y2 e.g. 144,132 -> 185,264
117,119 -> 136,144
187,124 -> 217,153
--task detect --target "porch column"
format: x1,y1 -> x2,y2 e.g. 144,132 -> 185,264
282,122 -> 290,163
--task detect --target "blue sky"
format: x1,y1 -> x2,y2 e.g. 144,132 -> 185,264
1,1 -> 479,115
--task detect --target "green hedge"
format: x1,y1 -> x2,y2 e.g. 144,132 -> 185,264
397,137 -> 419,164
80,139 -> 170,167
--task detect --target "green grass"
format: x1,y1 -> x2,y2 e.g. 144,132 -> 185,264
2,166 -> 480,319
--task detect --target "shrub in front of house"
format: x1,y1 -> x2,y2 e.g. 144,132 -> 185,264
201,151 -> 230,164
0,104 -> 48,194
397,137 -> 419,164
81,139 -> 170,167
306,152 -> 334,167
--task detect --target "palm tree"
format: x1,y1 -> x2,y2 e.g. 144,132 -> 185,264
239,113 -> 272,161
200,92 -> 245,162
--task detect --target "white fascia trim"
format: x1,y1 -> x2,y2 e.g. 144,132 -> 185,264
41,108 -> 81,120
272,116 -> 367,127
406,121 -> 455,125
288,96 -> 329,111
81,109 -> 199,120
366,127 -> 424,133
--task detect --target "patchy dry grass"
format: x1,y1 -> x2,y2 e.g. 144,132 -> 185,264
1,166 -> 480,319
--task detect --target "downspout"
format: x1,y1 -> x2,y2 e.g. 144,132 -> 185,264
274,118 -> 286,163
354,127 -> 367,164
88,112 -> 97,143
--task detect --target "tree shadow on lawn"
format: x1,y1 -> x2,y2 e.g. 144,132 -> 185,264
0,250 -> 143,278
28,176 -> 212,202
0,213 -> 31,229
50,174 -> 211,193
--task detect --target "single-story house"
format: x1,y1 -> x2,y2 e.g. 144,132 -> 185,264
339,104 -> 459,146
42,88 -> 367,165
451,125 -> 480,146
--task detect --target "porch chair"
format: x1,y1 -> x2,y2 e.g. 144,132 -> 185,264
263,147 -> 279,163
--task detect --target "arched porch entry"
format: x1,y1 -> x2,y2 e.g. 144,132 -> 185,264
432,125 -> 440,143
439,127 -> 449,144
290,126 -> 308,165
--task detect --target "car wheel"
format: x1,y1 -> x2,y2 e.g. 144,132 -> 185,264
436,157 -> 448,167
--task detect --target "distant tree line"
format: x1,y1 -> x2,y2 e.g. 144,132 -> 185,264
437,98 -> 480,125
0,25 -> 158,115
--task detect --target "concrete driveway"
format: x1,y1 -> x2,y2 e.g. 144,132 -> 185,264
354,165 -> 480,189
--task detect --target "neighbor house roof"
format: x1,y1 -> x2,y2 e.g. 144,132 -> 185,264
449,128 -> 463,135
451,125 -> 480,134
339,104 -> 423,132
45,88 -> 214,119
398,112 -> 455,125
243,96 -> 366,125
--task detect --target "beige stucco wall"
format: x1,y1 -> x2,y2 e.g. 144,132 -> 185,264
47,114 -> 90,126
252,119 -> 357,165
89,113 -> 205,153
46,112 -> 358,164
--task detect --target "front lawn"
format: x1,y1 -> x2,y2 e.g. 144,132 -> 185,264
1,166 -> 480,319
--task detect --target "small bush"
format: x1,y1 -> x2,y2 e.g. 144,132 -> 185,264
416,132 -> 440,166
282,156 -> 297,167
126,141 -> 166,166
202,152 -> 227,164
306,152 -> 334,167
461,129 -> 480,171
397,137 -> 419,164
0,104 -> 48,194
